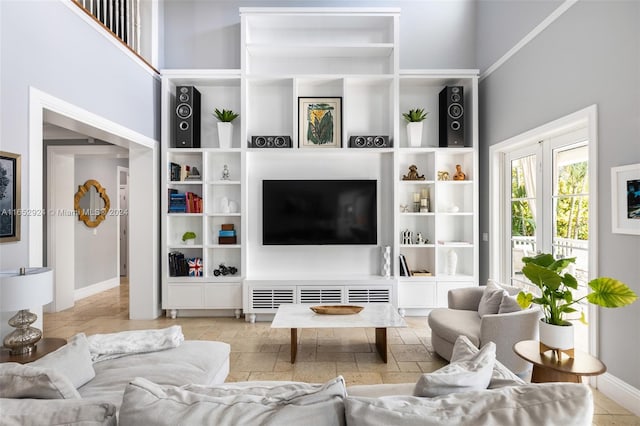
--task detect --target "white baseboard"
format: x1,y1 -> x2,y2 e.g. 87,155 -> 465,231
74,277 -> 120,301
597,372 -> 640,417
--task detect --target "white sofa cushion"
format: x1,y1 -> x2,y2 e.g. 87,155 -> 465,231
451,335 -> 525,389
414,340 -> 496,397
31,333 -> 95,388
477,280 -> 507,317
498,294 -> 523,314
0,362 -> 80,399
78,340 -> 230,409
345,383 -> 594,426
118,376 -> 347,426
0,398 -> 117,426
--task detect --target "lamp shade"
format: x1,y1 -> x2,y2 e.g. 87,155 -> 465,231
0,268 -> 53,311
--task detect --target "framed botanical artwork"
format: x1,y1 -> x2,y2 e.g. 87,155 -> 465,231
298,97 -> 342,148
0,151 -> 21,242
611,163 -> 640,235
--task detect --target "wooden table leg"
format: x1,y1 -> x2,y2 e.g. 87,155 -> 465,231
375,328 -> 387,363
290,328 -> 297,363
531,365 -> 581,383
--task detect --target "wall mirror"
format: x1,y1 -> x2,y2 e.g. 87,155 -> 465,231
74,179 -> 110,228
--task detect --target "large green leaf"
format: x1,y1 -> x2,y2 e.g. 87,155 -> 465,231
522,253 -> 554,267
517,292 -> 533,308
561,273 -> 579,290
587,277 -> 638,308
549,257 -> 576,273
522,263 -> 562,290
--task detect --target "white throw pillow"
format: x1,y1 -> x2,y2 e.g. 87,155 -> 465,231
0,362 -> 81,399
498,294 -> 523,314
414,341 -> 496,397
118,376 -> 347,426
477,280 -> 507,317
31,333 -> 96,388
451,335 -> 525,389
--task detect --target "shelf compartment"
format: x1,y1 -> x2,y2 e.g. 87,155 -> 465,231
398,214 -> 435,246
246,78 -> 294,140
399,152 -> 435,181
434,182 -> 474,214
205,151 -> 241,182
436,246 -> 474,277
206,185 -> 241,215
206,215 -> 241,246
207,247 -> 242,278
399,246 -> 435,278
435,215 -> 473,244
167,215 -> 203,246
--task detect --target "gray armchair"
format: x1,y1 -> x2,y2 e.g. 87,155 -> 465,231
428,284 -> 542,375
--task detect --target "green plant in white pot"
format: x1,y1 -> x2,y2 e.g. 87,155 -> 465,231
182,231 -> 197,245
402,108 -> 428,147
213,108 -> 239,149
517,253 -> 637,351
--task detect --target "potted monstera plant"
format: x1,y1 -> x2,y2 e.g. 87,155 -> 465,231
517,253 -> 637,351
213,108 -> 239,149
402,108 -> 428,147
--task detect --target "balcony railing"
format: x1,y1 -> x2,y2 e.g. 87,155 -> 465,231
71,0 -> 157,73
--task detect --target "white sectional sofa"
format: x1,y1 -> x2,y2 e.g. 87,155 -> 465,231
0,331 -> 594,426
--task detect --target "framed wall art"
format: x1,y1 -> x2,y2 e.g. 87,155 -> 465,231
0,151 -> 21,242
611,162 -> 640,235
298,97 -> 342,148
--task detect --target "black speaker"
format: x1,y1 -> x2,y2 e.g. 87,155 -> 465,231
250,136 -> 292,148
348,135 -> 391,148
439,86 -> 465,147
174,86 -> 201,148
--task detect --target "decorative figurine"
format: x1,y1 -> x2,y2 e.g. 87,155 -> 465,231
213,263 -> 238,276
401,229 -> 413,245
415,232 -> 426,244
221,164 -> 230,180
453,164 -> 466,181
402,165 -> 425,181
399,204 -> 409,213
437,171 -> 450,181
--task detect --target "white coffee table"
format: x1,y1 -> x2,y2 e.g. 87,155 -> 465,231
271,303 -> 407,363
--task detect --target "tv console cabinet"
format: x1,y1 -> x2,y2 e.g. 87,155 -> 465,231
160,8 -> 479,320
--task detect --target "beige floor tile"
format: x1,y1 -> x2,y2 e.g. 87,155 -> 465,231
292,371 -> 339,384
397,361 -> 422,372
381,372 -> 424,384
248,372 -> 294,382
233,352 -> 278,372
316,352 -> 356,362
341,372 -> 383,386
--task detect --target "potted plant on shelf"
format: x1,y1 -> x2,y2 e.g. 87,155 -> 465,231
517,253 -> 637,352
213,108 -> 239,149
402,108 -> 428,147
182,231 -> 197,245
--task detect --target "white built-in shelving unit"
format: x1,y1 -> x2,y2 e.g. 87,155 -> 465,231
160,8 -> 478,320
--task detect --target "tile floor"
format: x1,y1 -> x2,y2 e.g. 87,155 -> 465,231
43,281 -> 639,425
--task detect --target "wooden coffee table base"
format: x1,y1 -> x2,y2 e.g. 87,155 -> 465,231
289,327 -> 388,363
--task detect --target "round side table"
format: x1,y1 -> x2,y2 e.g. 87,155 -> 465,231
0,338 -> 67,364
513,340 -> 606,383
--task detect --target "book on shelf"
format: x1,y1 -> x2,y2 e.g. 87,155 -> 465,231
437,240 -> 472,246
411,269 -> 432,277
169,162 -> 181,181
399,254 -> 410,277
168,251 -> 190,277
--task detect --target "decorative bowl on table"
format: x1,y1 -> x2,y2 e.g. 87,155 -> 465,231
309,305 -> 363,315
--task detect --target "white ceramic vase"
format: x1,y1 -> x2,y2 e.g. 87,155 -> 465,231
381,245 -> 391,278
217,122 -> 233,149
185,238 -> 195,245
446,249 -> 458,275
539,319 -> 574,351
407,122 -> 423,147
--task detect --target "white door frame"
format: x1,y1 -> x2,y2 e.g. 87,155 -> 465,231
29,87 -> 160,319
488,105 -> 598,358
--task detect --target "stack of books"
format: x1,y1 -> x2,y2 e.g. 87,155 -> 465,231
169,163 -> 201,182
168,190 -> 202,213
168,251 -> 189,277
218,224 -> 237,244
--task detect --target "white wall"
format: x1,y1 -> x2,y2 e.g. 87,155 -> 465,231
162,0 -> 477,69
477,0 -> 640,389
0,0 -> 159,269
74,157 -> 128,289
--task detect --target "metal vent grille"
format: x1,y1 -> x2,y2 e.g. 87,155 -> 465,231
251,288 -> 294,309
299,288 -> 343,304
348,288 -> 390,303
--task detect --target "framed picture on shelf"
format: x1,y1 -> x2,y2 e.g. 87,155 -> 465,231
611,162 -> 640,235
0,151 -> 21,242
298,97 -> 342,148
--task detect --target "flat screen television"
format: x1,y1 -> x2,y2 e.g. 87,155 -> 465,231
262,180 -> 377,245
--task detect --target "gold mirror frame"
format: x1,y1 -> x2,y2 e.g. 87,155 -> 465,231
74,179 -> 110,228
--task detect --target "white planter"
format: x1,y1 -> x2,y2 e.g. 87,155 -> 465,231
539,319 -> 574,350
217,122 -> 233,149
406,122 -> 423,147
184,239 -> 195,246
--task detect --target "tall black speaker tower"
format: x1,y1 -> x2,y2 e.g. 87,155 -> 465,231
174,86 -> 201,148
439,86 -> 465,147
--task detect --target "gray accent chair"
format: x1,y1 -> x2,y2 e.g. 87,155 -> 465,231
428,284 -> 542,375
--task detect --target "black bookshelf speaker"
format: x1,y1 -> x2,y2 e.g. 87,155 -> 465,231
174,86 -> 201,148
439,86 -> 465,147
348,135 -> 391,148
250,136 -> 292,148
